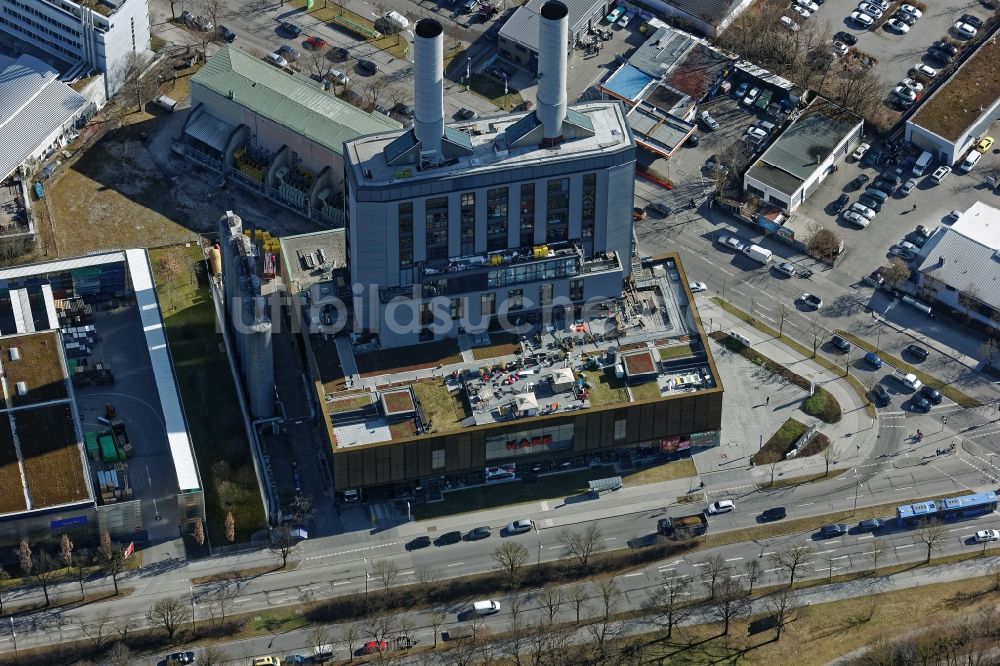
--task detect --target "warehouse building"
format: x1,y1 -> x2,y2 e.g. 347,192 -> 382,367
498,0 -> 610,71
343,12 -> 636,348
0,251 -> 203,548
743,98 -> 863,213
0,0 -> 150,96
905,36 -> 1000,167
183,46 -> 401,226
0,54 -> 87,184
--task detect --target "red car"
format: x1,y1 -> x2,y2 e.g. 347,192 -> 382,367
363,641 -> 388,655
304,36 -> 327,50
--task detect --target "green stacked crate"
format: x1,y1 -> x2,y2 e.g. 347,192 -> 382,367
99,434 -> 117,462
84,432 -> 99,460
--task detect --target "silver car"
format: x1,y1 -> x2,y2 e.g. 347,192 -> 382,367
849,202 -> 876,219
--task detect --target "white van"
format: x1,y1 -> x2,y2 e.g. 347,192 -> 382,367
743,244 -> 773,265
313,644 -> 334,661
959,150 -> 982,172
912,150 -> 933,176
730,330 -> 752,347
384,10 -> 409,30
152,95 -> 177,112
473,600 -> 501,616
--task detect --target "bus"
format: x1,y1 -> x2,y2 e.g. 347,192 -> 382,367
896,491 -> 998,527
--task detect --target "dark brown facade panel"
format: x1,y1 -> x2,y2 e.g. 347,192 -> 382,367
445,437 -> 463,473
376,446 -> 391,484
665,399 -> 682,434
390,444 -> 404,481
363,449 -> 377,486
348,453 -> 364,488
653,400 -> 668,433
333,456 -> 349,489
625,405 -> 641,443
638,402 -> 655,441
469,434 -> 486,469
599,410 -> 616,450
585,412 -> 602,451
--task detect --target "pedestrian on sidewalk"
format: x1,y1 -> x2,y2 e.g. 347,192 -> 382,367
766,396 -> 770,406
912,204 -> 917,211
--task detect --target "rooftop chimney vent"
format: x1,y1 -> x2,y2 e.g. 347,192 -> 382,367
413,19 -> 445,159
536,1 -> 568,146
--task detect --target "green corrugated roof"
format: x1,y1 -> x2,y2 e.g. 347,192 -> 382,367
191,46 -> 401,156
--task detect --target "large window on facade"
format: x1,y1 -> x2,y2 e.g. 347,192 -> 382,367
546,178 -> 570,243
508,288 -> 524,311
581,173 -> 596,254
519,184 -> 535,248
450,298 -> 464,319
481,292 -> 496,316
487,257 -> 579,288
399,202 -> 414,285
539,283 -> 552,307
570,279 -> 584,301
425,197 -> 449,261
487,187 -> 509,252
460,192 -> 476,256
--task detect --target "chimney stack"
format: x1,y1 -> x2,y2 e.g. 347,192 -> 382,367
413,19 -> 444,158
536,1 -> 568,146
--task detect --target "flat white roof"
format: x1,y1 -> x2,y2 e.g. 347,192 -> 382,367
952,202 -> 1000,248
126,249 -> 201,491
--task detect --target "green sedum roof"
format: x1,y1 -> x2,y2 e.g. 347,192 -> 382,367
192,46 -> 401,156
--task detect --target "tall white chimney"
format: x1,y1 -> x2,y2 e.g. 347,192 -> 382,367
413,19 -> 444,158
536,0 -> 568,145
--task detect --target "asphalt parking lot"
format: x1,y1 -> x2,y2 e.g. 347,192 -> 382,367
796,132 -> 1000,283
818,0 -> 992,87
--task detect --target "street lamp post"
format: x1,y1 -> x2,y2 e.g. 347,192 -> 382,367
189,585 -> 196,632
534,523 -> 542,566
853,481 -> 863,516
363,557 -> 369,598
10,617 -> 16,662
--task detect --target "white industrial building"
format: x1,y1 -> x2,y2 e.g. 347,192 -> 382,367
344,8 -> 637,348
915,203 -> 1000,331
0,0 -> 150,96
905,37 -> 1000,167
0,53 -> 87,183
743,98 -> 863,213
183,46 -> 400,226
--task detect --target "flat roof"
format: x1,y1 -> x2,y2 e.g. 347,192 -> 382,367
498,0 -> 605,51
14,403 -> 90,511
0,331 -> 69,407
911,36 -> 1000,142
191,46 -> 401,157
627,103 -> 694,155
344,101 -> 633,187
0,54 -> 87,182
324,255 -> 719,449
279,229 -> 347,289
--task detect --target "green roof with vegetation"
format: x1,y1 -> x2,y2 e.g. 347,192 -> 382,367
191,46 -> 401,156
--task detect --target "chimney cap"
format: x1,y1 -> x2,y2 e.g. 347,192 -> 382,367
540,0 -> 568,20
415,18 -> 443,39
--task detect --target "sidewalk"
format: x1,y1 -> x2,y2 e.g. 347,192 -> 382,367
697,298 -> 878,482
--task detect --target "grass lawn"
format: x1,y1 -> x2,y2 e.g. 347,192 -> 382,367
712,298 -> 877,418
629,381 -> 662,402
582,369 -> 630,406
411,466 -> 616,520
356,338 -> 462,377
765,466 -> 844,489
752,418 -> 808,465
800,387 -> 842,423
834,329 -> 981,408
151,245 -> 266,543
468,73 -> 523,109
0,332 -> 68,406
411,380 -> 469,433
287,0 -> 409,59
639,569 -> 1000,665
0,417 -> 26,514
623,458 -> 697,485
658,344 -> 698,360
328,395 -> 371,413
16,404 -> 89,508
471,331 -> 522,360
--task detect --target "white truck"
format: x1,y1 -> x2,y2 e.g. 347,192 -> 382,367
892,369 -> 922,391
743,244 -> 773,265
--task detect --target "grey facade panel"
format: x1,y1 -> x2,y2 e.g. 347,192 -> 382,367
603,163 -> 636,277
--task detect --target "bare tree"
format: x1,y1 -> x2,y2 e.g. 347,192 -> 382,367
147,597 -> 191,640
18,539 -> 32,577
428,611 -> 446,648
359,78 -> 389,111
980,337 -> 1000,371
225,511 -> 236,543
71,552 -> 90,598
304,46 -> 333,80
289,494 -> 315,523
337,622 -> 363,661
558,523 -> 604,568
567,584 -> 589,624
644,571 -> 691,639
743,558 -> 764,595
843,347 -> 858,378
113,616 -> 138,644
198,0 -> 227,30
33,551 -> 61,605
586,578 -> 625,658
710,576 -> 750,635
595,577 -> 622,620
766,587 -> 797,640
768,461 -> 779,487
493,541 -> 529,588
98,542 -> 127,595
807,315 -> 825,357
414,564 -> 442,591
808,227 -> 841,262
200,646 -> 229,666
777,303 -> 791,337
269,525 -> 301,568
59,533 -> 74,568
309,626 -> 333,657
959,284 -> 981,322
371,559 -> 399,592
192,518 -> 206,546
869,538 -> 883,575
0,569 -> 9,614
81,610 -> 115,650
770,544 -> 813,587
882,257 -> 911,289
914,519 -> 947,563
700,553 -> 730,598
822,444 -> 839,476
539,585 -> 564,624
107,641 -> 132,666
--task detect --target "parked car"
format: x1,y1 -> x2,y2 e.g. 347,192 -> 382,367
688,281 -> 707,293
831,41 -> 849,57
931,165 -> 952,183
851,143 -> 871,161
648,202 -> 672,217
363,641 -> 389,655
326,69 -> 350,85
857,2 -> 883,18
780,15 -> 800,30
819,523 -> 848,538
277,44 -> 299,62
742,86 -> 761,106
632,206 -> 647,220
406,536 -> 431,550
774,261 -> 796,276
700,110 -> 720,130
894,85 -> 917,104
858,194 -> 883,212
865,351 -> 883,369
871,384 -> 891,407
165,653 -> 196,665
857,518 -> 884,531
718,235 -> 746,252
900,178 -> 917,195
466,526 -> 492,541
486,65 -> 510,81
842,210 -> 871,228
885,18 -> 909,32
850,11 -> 875,27
304,35 -> 328,49
357,59 -> 379,74
960,13 -> 984,28
798,292 -> 823,309
795,0 -> 818,10
760,507 -> 787,522
834,30 -> 858,45
953,21 -> 977,38
707,500 -> 735,514
921,385 -> 943,404
912,63 -> 938,78
911,393 -> 931,412
893,10 -> 917,25
436,530 -> 463,545
832,193 -> 850,212
975,530 -> 1000,543
735,81 -> 750,97
180,9 -> 194,23
899,3 -> 922,17
831,335 -> 852,353
218,25 -> 236,42
456,107 -> 478,120
849,202 -> 877,219
505,519 -> 533,534
265,51 -> 288,68
849,174 -> 870,189
975,136 -> 995,153
933,40 -> 959,56
279,21 -> 301,37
